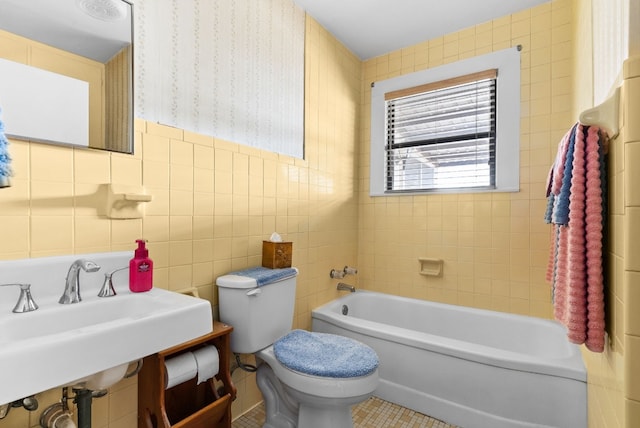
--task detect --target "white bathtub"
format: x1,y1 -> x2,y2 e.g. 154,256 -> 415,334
311,291 -> 586,428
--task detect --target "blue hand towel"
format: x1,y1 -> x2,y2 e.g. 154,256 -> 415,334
228,266 -> 297,287
274,329 -> 378,378
552,125 -> 577,225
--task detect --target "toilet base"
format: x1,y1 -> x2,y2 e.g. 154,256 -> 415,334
257,363 -> 297,428
297,403 -> 353,428
257,363 -> 367,428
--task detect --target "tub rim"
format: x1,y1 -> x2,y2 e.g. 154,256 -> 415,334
311,291 -> 586,383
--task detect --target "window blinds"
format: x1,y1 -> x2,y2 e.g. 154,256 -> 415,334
385,69 -> 497,192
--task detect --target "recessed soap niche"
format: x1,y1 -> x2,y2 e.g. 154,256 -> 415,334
418,258 -> 444,277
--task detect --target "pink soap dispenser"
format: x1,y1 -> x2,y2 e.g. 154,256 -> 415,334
130,239 -> 153,292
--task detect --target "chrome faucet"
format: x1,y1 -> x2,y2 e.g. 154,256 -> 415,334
337,282 -> 356,293
98,266 -> 128,298
330,266 -> 358,279
0,283 -> 38,313
59,259 -> 100,304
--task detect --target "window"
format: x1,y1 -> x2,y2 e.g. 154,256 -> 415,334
370,48 -> 520,196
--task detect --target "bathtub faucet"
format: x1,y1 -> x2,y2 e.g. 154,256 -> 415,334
330,266 -> 358,279
337,283 -> 356,293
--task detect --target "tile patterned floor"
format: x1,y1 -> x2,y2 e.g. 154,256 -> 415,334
232,396 -> 458,428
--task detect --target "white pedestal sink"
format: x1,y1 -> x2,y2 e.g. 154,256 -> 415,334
0,251 -> 213,405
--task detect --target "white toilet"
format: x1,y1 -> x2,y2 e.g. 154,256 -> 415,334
216,267 -> 379,428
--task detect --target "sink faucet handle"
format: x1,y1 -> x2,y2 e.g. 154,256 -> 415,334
0,283 -> 39,313
98,267 -> 128,298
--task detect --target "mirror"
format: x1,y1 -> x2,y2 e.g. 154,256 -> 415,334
0,0 -> 133,154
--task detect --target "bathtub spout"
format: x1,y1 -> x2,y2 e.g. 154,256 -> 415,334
337,283 -> 356,293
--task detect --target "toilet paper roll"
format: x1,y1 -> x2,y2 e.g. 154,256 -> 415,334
193,345 -> 219,384
164,352 -> 198,389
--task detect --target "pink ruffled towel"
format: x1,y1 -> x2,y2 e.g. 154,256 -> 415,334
545,123 -> 607,352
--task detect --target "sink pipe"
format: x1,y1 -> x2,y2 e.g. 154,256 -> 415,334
0,396 -> 38,420
38,362 -> 142,428
40,387 -> 100,428
73,389 -> 92,428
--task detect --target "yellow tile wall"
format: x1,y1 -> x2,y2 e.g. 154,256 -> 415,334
0,15 -> 361,427
358,2 -> 636,427
1,1 -> 635,426
620,57 -> 640,428
570,1 -> 640,426
358,0 -> 573,319
581,57 -> 640,428
581,124 -> 626,428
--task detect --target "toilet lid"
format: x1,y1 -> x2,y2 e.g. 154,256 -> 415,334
273,330 -> 379,378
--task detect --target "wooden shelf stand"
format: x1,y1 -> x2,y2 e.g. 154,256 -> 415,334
138,321 -> 237,428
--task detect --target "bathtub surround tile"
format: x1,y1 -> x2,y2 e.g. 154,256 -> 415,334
625,271 -> 640,336
626,334 -> 640,401
358,2 -> 581,325
624,207 -> 640,271
627,398 -> 640,426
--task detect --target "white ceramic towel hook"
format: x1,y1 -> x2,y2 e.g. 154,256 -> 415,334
579,87 -> 620,138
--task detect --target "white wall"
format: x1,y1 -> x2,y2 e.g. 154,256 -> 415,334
134,0 -> 305,158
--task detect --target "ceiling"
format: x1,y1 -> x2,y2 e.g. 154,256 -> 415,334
0,0 -> 131,63
292,0 -> 550,60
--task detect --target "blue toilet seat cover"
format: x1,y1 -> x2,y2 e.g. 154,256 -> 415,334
273,330 -> 379,378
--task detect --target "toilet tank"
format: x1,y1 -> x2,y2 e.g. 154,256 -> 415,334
216,268 -> 298,354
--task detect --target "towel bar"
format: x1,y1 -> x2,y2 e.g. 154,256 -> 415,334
579,87 -> 620,138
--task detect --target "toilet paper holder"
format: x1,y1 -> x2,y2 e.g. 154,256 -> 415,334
137,321 -> 236,428
164,346 -> 220,390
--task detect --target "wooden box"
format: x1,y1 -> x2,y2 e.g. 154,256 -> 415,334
262,241 -> 293,269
